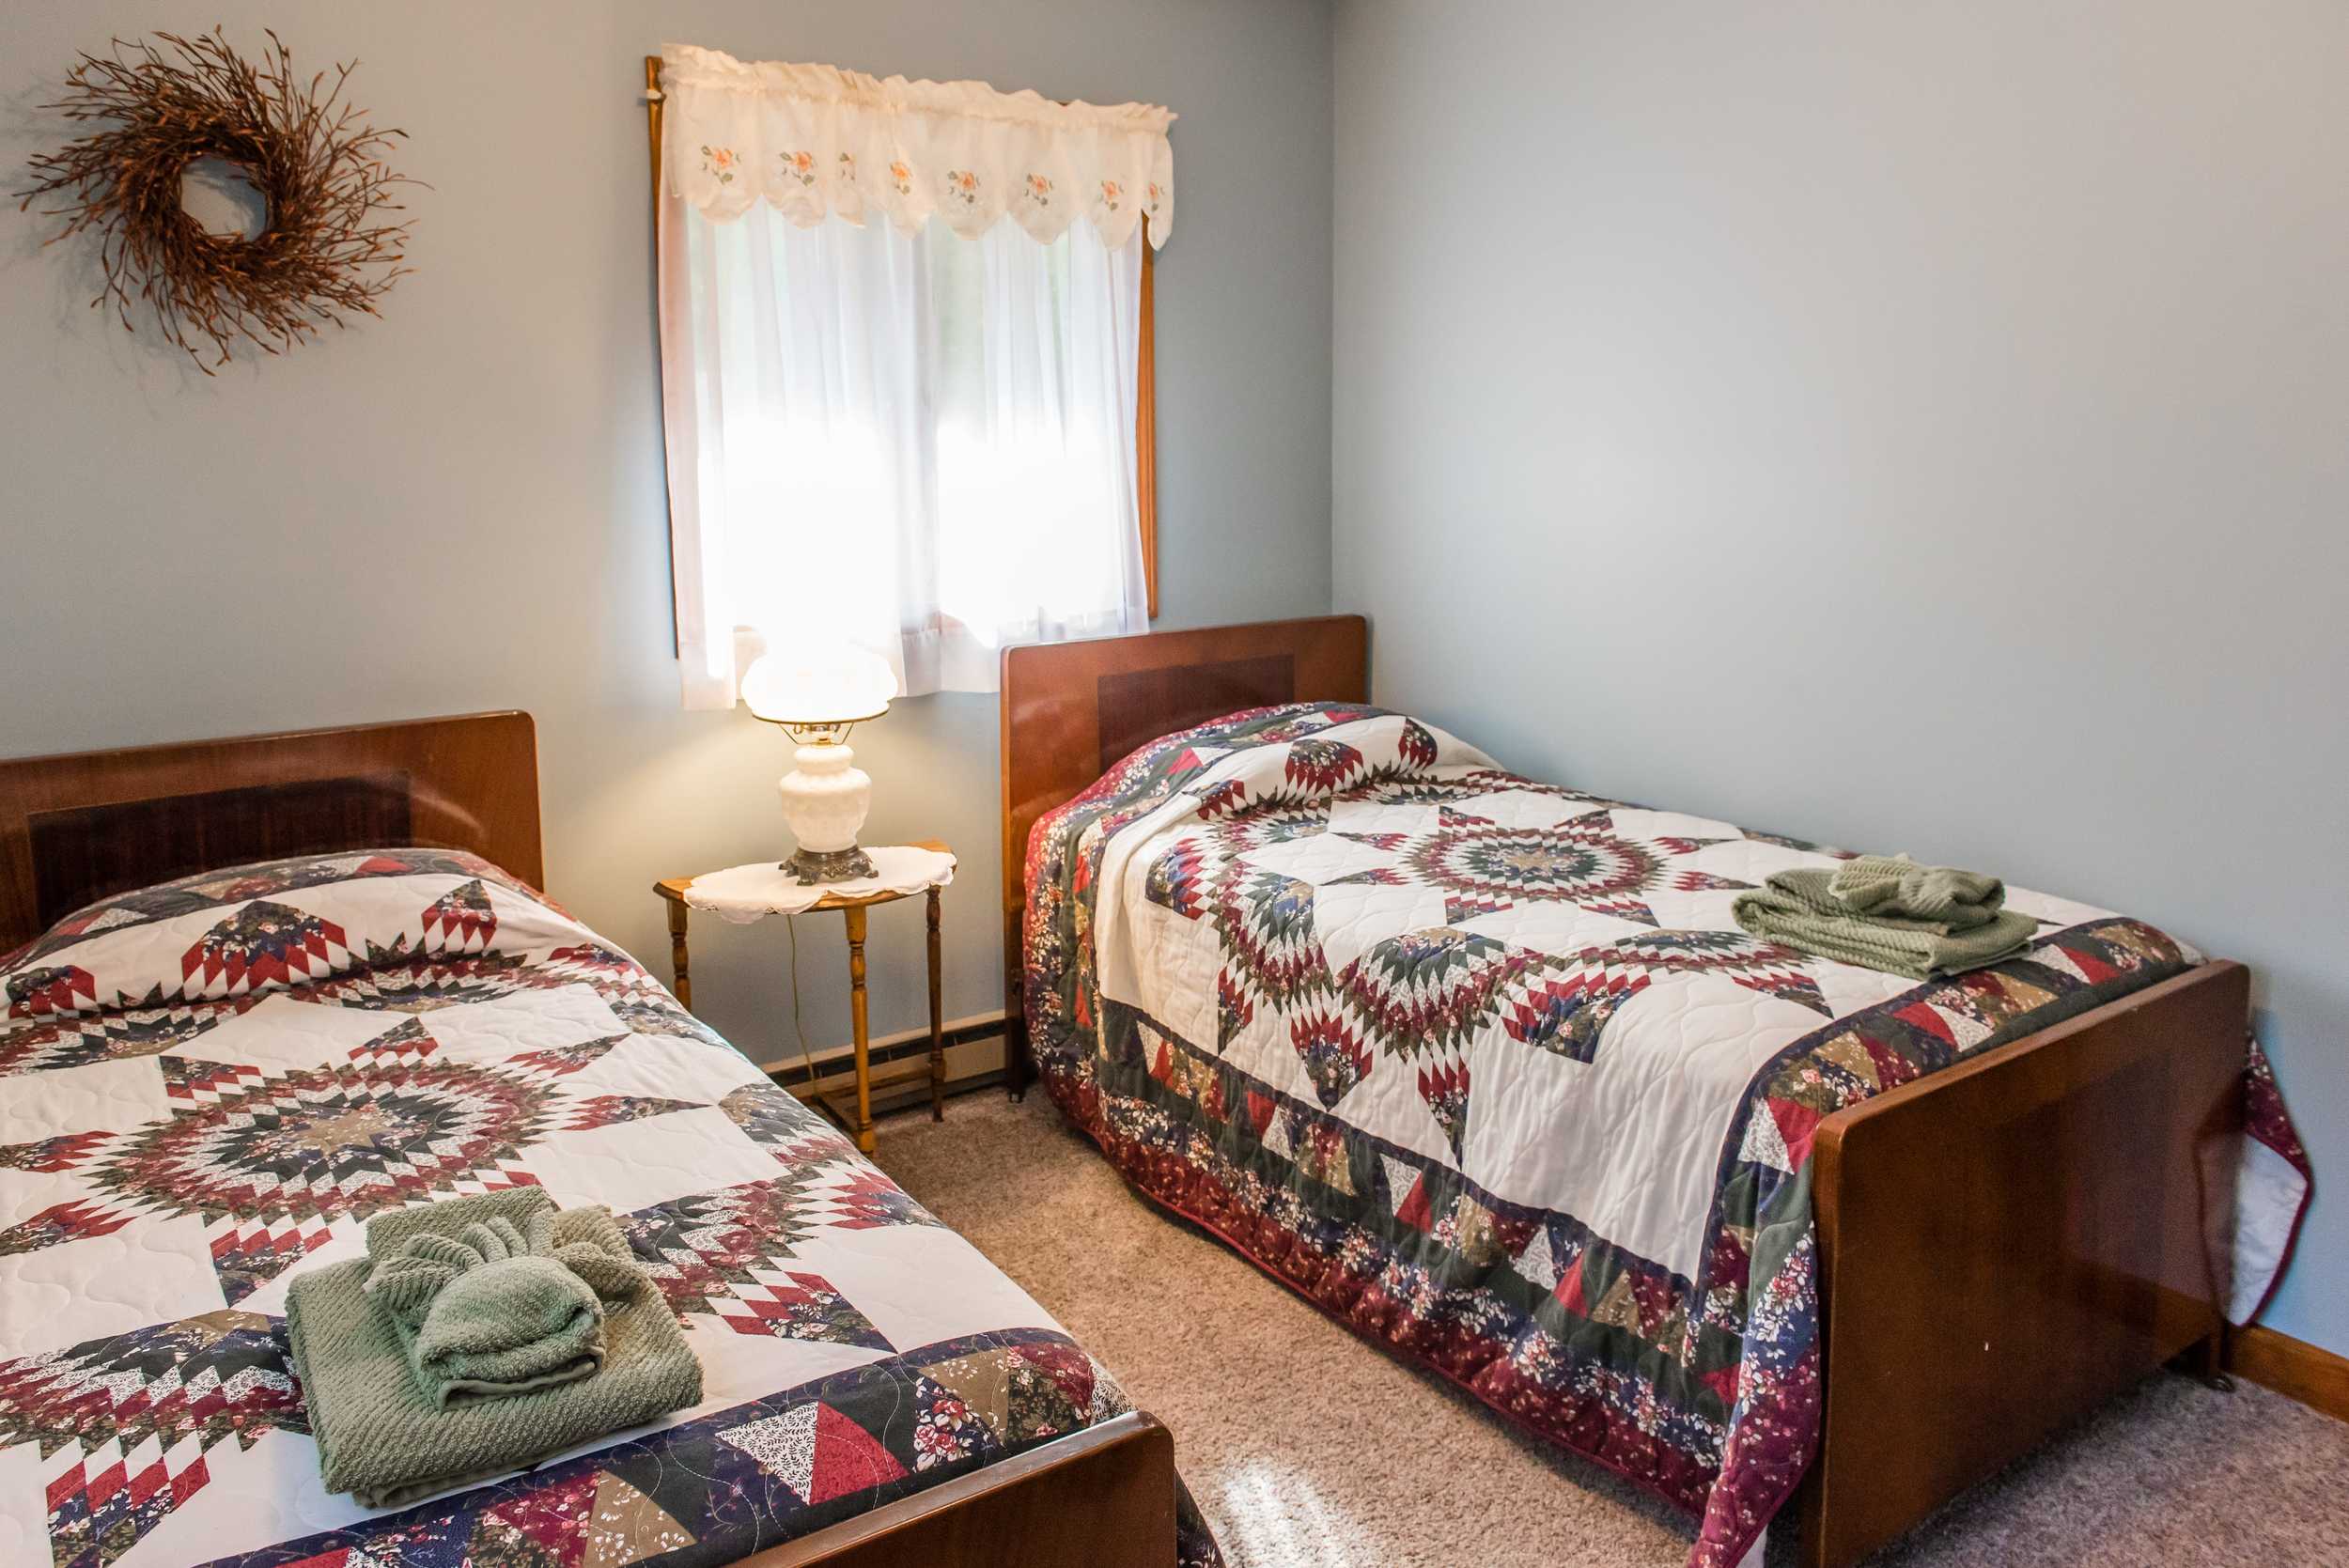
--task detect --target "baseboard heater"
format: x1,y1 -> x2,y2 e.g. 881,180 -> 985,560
763,1013 -> 1007,1092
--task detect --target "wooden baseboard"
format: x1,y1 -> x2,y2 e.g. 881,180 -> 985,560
2226,1324 -> 2349,1422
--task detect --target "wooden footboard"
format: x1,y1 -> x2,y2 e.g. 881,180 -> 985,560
743,1411 -> 1178,1568
1798,960 -> 2248,1567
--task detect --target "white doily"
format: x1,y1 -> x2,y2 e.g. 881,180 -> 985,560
682,846 -> 957,923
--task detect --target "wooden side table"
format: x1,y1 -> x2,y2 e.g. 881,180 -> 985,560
654,839 -> 951,1155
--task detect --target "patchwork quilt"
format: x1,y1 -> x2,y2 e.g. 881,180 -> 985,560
1024,705 -> 2311,1568
0,849 -> 1220,1568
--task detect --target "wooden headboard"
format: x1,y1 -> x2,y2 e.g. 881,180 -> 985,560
0,712 -> 543,955
997,615 -> 1368,1086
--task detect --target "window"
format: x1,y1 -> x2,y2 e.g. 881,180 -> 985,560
648,47 -> 1173,707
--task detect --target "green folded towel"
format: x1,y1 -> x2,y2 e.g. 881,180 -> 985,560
362,1189 -> 644,1407
288,1196 -> 702,1509
1827,854 -> 2007,930
1733,865 -> 2039,980
368,1213 -> 600,1405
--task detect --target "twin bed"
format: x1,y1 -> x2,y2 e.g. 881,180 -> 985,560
1002,615 -> 2305,1568
0,715 -> 1200,1568
0,615 -> 2306,1568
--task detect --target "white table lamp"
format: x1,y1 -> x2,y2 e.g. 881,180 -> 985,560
741,644 -> 896,883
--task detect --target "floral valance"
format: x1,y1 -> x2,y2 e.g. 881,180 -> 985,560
659,45 -> 1174,250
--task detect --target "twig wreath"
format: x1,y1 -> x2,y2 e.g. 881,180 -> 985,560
16,28 -> 415,373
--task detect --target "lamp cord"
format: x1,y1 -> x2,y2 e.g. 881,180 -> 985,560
784,913 -> 823,1092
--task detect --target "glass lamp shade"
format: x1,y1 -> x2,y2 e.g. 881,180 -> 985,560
741,644 -> 895,737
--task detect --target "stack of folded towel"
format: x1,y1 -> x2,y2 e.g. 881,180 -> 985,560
287,1188 -> 702,1508
1732,853 -> 2040,980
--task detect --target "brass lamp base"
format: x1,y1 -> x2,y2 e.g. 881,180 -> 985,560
783,844 -> 878,884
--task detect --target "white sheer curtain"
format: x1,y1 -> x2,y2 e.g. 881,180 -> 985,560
654,48 -> 1166,707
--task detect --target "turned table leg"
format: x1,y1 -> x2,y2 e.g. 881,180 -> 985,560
926,887 -> 945,1121
665,895 -> 692,1014
845,904 -> 874,1155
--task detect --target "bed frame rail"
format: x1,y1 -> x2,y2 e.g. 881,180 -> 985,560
746,1410 -> 1176,1568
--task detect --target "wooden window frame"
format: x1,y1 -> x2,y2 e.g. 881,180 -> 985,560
1136,242 -> 1157,617
646,56 -> 1158,618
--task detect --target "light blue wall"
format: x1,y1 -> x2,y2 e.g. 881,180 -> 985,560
1332,1 -> 2348,1354
0,1 -> 1334,1063
9,0 -> 2339,1362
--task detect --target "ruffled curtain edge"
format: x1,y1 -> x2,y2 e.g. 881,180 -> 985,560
658,43 -> 1174,251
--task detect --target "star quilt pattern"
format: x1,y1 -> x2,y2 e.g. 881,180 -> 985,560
1023,705 -> 2311,1568
0,849 -> 1221,1568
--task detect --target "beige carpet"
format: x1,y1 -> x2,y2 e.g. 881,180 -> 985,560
871,1088 -> 2349,1568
